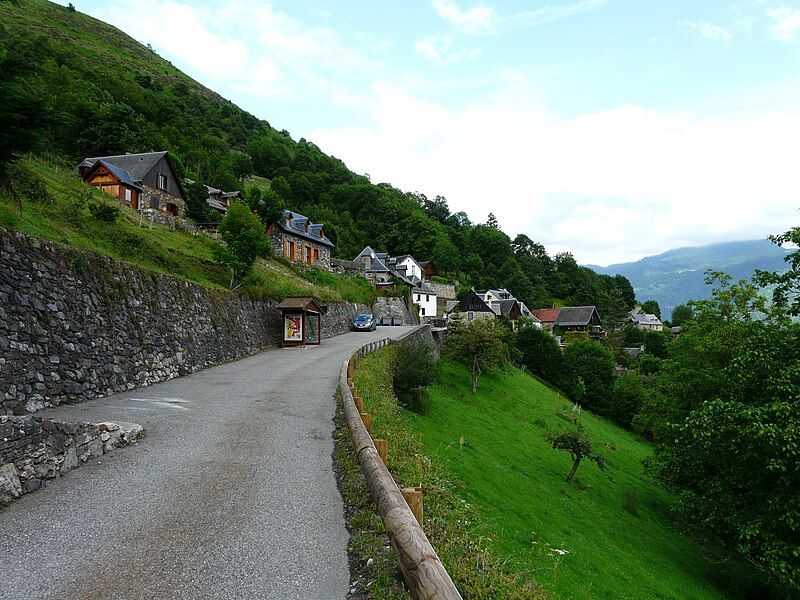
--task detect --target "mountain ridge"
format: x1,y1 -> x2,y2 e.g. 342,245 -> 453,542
588,239 -> 791,318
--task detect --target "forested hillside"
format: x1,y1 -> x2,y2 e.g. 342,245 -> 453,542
0,0 -> 635,318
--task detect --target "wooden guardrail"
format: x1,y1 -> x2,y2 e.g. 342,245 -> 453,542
340,330 -> 462,600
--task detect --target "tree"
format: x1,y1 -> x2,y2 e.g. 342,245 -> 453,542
214,202 -> 268,288
755,226 -> 800,316
546,420 -> 606,483
615,274 -> 636,310
248,188 -> 284,226
670,303 -> 694,326
444,319 -> 509,393
184,180 -> 211,223
640,300 -> 661,319
486,212 -> 499,228
642,329 -> 669,359
516,326 -> 566,388
609,373 -> 648,427
392,340 -> 436,413
562,340 -> 616,413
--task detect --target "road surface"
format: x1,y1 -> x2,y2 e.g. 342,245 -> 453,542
0,326 -> 417,600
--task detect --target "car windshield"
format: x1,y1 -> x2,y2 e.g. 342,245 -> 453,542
355,315 -> 372,322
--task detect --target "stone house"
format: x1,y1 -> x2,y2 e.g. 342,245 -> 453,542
268,209 -> 333,270
78,151 -> 186,216
205,185 -> 241,215
628,309 -> 663,331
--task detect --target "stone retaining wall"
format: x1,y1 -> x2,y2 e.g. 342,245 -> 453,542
0,415 -> 143,503
0,227 -> 367,414
371,296 -> 418,326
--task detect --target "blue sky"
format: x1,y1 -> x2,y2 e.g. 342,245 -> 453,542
61,0 -> 800,264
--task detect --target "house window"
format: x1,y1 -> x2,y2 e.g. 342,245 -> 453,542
421,307 -> 426,316
314,248 -> 319,262
306,247 -> 312,264
166,202 -> 178,216
150,196 -> 159,209
426,294 -> 430,302
124,188 -> 132,202
467,311 -> 474,321
288,242 -> 295,260
157,173 -> 167,190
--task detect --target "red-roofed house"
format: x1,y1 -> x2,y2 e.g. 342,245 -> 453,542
532,308 -> 561,333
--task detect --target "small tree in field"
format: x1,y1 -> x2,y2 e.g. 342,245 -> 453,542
214,202 -> 268,289
445,318 -> 508,393
546,420 -> 606,483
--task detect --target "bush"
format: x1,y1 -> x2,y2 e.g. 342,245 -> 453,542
11,162 -> 52,203
517,326 -> 565,387
609,373 -> 648,427
392,340 -> 436,414
87,199 -> 120,222
214,202 -> 268,288
562,340 -> 617,413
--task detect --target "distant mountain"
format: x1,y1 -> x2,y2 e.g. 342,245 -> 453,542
588,239 -> 791,319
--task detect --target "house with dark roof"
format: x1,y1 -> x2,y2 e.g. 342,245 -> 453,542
78,151 -> 185,216
554,306 -> 604,339
205,185 -> 241,214
628,309 -> 663,331
447,289 -> 496,322
268,210 -> 333,269
419,260 -> 437,278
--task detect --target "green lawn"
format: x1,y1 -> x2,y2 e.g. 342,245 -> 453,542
413,362 -> 755,600
352,348 -> 754,599
0,157 -> 375,304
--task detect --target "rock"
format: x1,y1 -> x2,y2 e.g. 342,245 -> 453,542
23,478 -> 42,493
61,447 -> 78,471
0,463 -> 22,500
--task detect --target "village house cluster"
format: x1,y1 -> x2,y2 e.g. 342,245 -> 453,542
76,151 -> 664,341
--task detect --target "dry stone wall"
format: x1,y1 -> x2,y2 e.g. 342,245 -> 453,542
0,415 -> 143,503
0,227 -> 367,414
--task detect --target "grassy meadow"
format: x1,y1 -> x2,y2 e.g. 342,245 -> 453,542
350,348 -> 759,600
0,157 -> 375,304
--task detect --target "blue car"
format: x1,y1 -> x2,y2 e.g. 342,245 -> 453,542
352,314 -> 377,331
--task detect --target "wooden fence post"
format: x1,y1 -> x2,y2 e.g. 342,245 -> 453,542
402,487 -> 423,528
361,412 -> 372,433
374,438 -> 388,466
354,396 -> 364,412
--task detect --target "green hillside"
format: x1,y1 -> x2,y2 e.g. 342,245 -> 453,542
351,349 -> 765,599
0,0 -> 637,318
0,156 -> 375,304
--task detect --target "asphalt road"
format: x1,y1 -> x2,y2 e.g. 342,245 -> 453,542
0,326 -> 417,600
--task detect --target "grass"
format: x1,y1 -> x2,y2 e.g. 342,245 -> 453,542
347,347 -> 548,599
348,348 -> 760,599
0,156 -> 375,304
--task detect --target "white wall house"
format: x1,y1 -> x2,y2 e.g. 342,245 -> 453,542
394,255 -> 423,282
413,285 -> 438,319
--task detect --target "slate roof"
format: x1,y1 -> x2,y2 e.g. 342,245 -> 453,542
277,210 -> 334,248
494,299 -> 518,317
555,306 -> 600,327
532,308 -> 561,323
79,151 -> 168,182
89,160 -> 142,190
276,296 -> 327,313
413,282 -> 437,295
630,312 -> 663,326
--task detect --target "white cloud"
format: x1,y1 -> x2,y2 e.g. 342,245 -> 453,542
432,0 -> 495,35
680,21 -> 733,42
767,6 -> 800,41
81,0 -> 381,103
414,34 -> 482,65
310,74 -> 800,265
432,0 -> 608,36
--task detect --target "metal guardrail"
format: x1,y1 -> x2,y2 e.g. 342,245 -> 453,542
340,328 -> 462,600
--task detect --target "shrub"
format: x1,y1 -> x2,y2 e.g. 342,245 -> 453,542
11,162 -> 52,204
562,340 -> 617,414
87,199 -> 120,222
392,340 -> 436,414
214,202 -> 268,288
516,326 -> 565,387
609,373 -> 648,428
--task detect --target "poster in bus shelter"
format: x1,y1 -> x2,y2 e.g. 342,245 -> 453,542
284,315 -> 303,342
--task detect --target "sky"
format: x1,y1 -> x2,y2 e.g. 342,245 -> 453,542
60,0 -> 800,265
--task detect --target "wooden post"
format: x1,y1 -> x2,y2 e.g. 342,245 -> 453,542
360,412 -> 372,433
354,396 -> 364,412
374,438 -> 388,466
347,377 -> 353,387
402,487 -> 423,528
